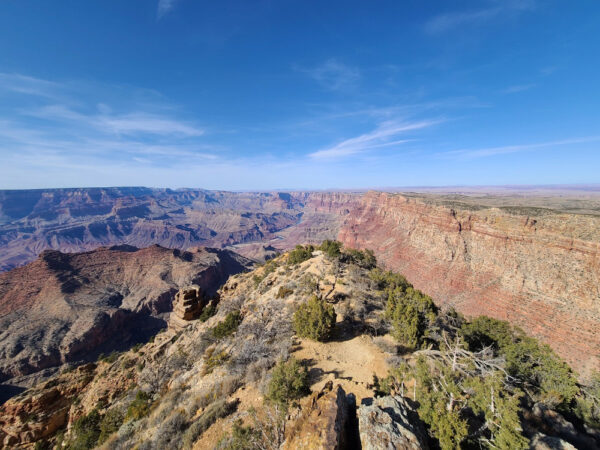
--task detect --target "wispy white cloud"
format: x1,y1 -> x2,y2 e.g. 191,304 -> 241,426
425,8 -> 501,34
502,84 -> 536,94
424,1 -> 536,34
439,136 -> 600,159
299,59 -> 360,91
309,119 -> 437,160
0,73 -> 65,101
157,0 -> 179,18
22,104 -> 204,137
0,73 -> 215,170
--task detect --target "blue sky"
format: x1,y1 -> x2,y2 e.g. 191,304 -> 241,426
0,0 -> 598,190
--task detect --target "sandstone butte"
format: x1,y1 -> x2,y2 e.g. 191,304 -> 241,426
0,188 -> 598,377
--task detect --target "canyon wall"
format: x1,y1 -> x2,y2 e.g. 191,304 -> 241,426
0,188 -> 304,271
338,192 -> 600,376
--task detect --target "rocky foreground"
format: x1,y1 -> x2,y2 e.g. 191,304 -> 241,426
1,245 -> 598,449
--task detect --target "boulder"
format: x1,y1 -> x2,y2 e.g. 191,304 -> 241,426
530,432 -> 577,450
524,403 -> 598,449
357,395 -> 428,450
283,381 -> 354,449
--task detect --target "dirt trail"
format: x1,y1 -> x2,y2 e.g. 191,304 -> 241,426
293,334 -> 389,403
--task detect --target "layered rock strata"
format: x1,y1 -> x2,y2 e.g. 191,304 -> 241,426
337,192 -> 600,376
169,286 -> 208,329
1,187 -> 599,376
283,381 -> 354,449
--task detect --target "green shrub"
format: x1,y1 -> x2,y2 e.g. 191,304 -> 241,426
388,298 -> 421,348
98,408 -> 124,444
126,391 -> 151,421
266,357 -> 309,407
341,248 -> 377,269
131,343 -> 143,353
293,295 -> 336,341
369,268 -> 410,291
203,347 -> 230,375
504,336 -> 578,407
68,409 -> 101,450
287,245 -> 314,265
210,311 -> 242,339
218,419 -> 260,450
252,274 -> 264,287
460,316 -> 578,407
411,356 -> 527,450
198,304 -> 217,322
575,371 -> 600,429
319,240 -> 342,259
461,316 -> 515,351
385,286 -> 437,348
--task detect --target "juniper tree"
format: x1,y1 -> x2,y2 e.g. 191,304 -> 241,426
293,295 -> 336,342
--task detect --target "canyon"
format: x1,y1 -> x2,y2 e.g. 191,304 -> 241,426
0,187 -> 599,378
0,244 -> 250,395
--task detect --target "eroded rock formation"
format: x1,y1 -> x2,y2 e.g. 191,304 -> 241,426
0,363 -> 96,447
1,187 -> 599,376
169,286 -> 208,329
283,381 -> 354,449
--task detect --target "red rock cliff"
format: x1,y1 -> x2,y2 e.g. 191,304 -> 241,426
337,192 -> 600,376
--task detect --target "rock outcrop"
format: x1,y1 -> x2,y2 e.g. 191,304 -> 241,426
529,433 -> 577,450
357,395 -> 428,450
0,245 -> 251,389
0,363 -> 96,447
1,247 -> 599,449
522,402 -> 599,449
283,381 -> 354,450
169,286 -> 208,329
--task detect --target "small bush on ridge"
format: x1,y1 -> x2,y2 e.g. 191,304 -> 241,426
266,357 -> 309,407
293,295 -> 336,342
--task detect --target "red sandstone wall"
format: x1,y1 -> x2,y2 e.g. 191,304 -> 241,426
337,192 -> 600,377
